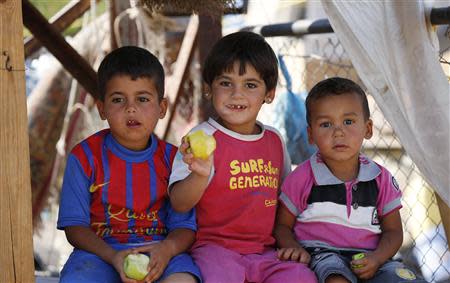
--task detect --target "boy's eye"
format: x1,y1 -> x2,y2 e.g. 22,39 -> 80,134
343,119 -> 353,125
246,83 -> 257,89
111,97 -> 123,103
138,96 -> 150,102
219,81 -> 231,87
319,122 -> 331,128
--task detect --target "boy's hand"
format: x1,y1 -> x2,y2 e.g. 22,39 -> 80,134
131,242 -> 172,283
351,252 -> 382,280
180,137 -> 213,178
277,247 -> 311,264
111,249 -> 139,283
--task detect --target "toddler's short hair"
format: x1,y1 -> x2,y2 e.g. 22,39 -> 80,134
97,46 -> 165,101
306,77 -> 370,125
202,31 -> 278,91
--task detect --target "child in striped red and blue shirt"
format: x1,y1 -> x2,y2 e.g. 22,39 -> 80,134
57,46 -> 201,283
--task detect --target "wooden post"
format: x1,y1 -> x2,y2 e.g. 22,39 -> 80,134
0,0 -> 35,282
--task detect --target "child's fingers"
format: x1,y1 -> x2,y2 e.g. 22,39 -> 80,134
354,268 -> 373,280
182,154 -> 194,164
290,249 -> 302,262
299,252 -> 311,264
351,263 -> 370,277
351,257 -> 367,270
179,139 -> 191,154
277,248 -> 287,260
120,271 -> 137,283
145,261 -> 163,283
131,244 -> 155,254
277,248 -> 293,261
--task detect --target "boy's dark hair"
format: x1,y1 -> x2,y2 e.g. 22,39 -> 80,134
97,46 -> 165,101
306,77 -> 370,125
202,31 -> 278,91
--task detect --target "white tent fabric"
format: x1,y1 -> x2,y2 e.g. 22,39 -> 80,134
320,1 -> 450,206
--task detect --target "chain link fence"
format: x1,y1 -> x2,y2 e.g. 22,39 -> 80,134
259,35 -> 450,283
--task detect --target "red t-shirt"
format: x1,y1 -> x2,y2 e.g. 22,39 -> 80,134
170,118 -> 291,254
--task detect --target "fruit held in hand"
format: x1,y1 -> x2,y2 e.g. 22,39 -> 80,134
186,130 -> 216,159
123,253 -> 150,280
352,252 -> 365,269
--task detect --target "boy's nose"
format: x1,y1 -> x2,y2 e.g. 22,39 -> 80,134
333,125 -> 344,136
126,102 -> 137,113
231,87 -> 245,97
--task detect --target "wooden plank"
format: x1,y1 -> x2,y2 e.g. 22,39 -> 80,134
158,5 -> 245,16
24,0 -> 93,57
0,0 -> 35,282
22,0 -> 98,97
436,193 -> 450,246
156,14 -> 199,139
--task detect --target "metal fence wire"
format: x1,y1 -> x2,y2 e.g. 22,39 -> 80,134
261,35 -> 450,283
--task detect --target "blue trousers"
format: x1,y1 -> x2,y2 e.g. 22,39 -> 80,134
60,248 -> 201,283
309,250 -> 427,283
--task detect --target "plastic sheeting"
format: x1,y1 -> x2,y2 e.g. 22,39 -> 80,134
272,55 -> 316,164
321,1 -> 450,206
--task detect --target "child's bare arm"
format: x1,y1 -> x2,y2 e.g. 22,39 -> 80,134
274,204 -> 310,263
131,228 -> 196,282
169,140 -> 213,212
64,226 -> 135,283
373,210 -> 403,261
352,210 -> 403,279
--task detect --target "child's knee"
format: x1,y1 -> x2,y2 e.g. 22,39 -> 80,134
325,274 -> 351,283
302,269 -> 319,283
160,272 -> 197,283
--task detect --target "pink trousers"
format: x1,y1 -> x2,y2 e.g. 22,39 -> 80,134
191,244 -> 318,283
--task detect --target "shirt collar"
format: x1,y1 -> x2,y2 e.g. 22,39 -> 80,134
207,117 -> 265,141
310,151 -> 381,185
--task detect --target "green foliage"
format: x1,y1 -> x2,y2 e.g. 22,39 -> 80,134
24,0 -> 106,38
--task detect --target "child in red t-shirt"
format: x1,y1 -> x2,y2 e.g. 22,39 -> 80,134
169,31 -> 317,283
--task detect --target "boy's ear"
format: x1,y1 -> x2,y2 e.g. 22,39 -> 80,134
159,98 -> 168,119
96,100 -> 107,120
204,85 -> 212,100
307,126 -> 314,144
364,118 -> 373,139
264,89 -> 275,104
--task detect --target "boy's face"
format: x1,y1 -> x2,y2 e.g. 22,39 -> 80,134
307,92 -> 373,167
208,61 -> 275,135
96,75 -> 167,151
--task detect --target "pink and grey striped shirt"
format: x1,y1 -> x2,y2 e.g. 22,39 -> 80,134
280,152 -> 402,251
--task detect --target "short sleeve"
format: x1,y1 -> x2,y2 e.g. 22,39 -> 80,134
57,153 -> 92,229
168,149 -> 191,189
163,200 -> 197,232
264,125 -> 292,182
376,167 -> 403,217
279,161 -> 313,217
280,137 -> 292,183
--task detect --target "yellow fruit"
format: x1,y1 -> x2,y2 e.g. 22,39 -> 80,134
186,130 -> 216,159
351,253 -> 365,269
123,253 -> 150,280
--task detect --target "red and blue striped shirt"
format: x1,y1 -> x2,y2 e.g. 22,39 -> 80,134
57,129 -> 196,244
